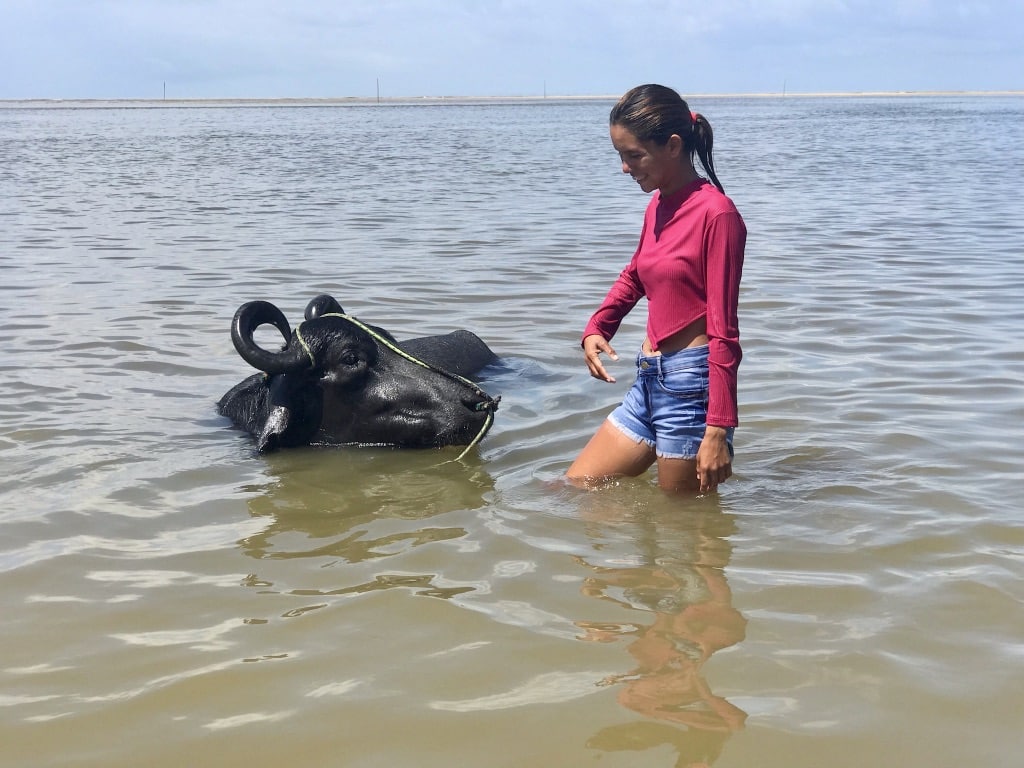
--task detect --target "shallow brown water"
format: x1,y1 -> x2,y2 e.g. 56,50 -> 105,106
2,95 -> 1023,767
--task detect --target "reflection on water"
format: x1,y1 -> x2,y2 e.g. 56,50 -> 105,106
240,448 -> 494,553
588,721 -> 733,768
235,448 -> 496,610
574,495 -> 746,766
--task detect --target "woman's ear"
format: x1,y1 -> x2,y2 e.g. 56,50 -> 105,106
667,133 -> 684,157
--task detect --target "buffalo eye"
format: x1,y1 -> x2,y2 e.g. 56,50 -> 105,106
340,351 -> 360,366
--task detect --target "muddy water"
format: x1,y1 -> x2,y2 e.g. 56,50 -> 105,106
2,95 -> 1022,767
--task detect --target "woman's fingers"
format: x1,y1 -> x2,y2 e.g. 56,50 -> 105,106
583,336 -> 618,382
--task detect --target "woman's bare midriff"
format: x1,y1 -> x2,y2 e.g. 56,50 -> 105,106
641,317 -> 708,356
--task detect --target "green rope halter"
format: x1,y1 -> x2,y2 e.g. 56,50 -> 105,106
295,313 -> 499,463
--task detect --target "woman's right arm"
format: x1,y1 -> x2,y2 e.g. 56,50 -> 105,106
580,262 -> 643,383
580,209 -> 650,381
582,333 -> 620,382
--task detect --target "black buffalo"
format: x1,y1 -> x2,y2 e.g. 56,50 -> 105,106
217,295 -> 499,453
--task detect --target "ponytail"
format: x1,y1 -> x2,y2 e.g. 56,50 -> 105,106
690,112 -> 725,193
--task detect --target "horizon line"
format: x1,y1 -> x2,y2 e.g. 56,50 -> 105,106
2,89 -> 1023,107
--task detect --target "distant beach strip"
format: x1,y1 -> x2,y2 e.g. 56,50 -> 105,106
3,90 -> 1023,109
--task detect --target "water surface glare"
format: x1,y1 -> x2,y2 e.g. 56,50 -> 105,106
2,96 -> 1023,767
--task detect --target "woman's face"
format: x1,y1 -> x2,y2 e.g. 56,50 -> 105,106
610,123 -> 684,195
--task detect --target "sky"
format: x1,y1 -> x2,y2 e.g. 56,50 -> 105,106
2,0 -> 1022,100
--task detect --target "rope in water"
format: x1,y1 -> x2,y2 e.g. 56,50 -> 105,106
295,313 -> 499,463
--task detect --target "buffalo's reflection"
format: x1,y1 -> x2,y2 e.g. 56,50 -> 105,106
575,493 -> 747,767
237,447 -> 494,562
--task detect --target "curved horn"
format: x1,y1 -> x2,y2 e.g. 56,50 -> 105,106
230,301 -> 310,374
305,294 -> 345,321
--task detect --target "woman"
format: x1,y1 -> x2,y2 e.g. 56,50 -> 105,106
567,84 -> 746,494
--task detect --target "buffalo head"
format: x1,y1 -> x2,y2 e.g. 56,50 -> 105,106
217,295 -> 499,453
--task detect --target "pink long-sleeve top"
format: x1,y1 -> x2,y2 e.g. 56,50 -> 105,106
582,178 -> 746,427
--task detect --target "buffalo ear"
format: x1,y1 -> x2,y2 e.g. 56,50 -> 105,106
256,406 -> 291,453
259,375 -> 323,451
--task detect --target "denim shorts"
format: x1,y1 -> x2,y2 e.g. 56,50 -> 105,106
607,345 -> 734,460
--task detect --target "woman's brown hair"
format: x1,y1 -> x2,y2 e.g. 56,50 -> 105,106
610,84 -> 725,193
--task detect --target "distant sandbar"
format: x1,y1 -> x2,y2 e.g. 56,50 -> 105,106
3,91 -> 1021,109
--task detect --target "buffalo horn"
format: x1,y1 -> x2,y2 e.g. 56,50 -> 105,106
230,301 -> 311,374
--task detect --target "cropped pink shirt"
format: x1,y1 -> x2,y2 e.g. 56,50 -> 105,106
582,178 -> 746,427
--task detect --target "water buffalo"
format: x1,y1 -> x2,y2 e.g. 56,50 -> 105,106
217,294 -> 500,453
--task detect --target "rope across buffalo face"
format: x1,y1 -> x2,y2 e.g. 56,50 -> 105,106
295,312 -> 500,461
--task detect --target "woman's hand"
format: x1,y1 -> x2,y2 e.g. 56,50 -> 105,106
696,426 -> 733,493
582,334 -> 619,382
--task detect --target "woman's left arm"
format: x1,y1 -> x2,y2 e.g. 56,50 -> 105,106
697,210 -> 747,492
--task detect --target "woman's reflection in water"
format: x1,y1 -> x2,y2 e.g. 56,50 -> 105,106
575,492 -> 747,767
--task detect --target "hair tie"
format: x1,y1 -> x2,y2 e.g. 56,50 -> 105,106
690,111 -> 700,124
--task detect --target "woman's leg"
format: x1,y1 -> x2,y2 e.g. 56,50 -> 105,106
566,419 -> 656,486
654,456 -> 701,493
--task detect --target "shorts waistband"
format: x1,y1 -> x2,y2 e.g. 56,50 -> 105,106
636,344 -> 709,373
